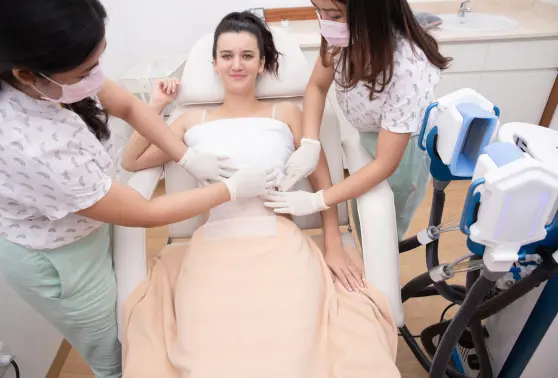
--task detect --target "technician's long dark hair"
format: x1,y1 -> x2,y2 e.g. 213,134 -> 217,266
321,0 -> 452,100
0,0 -> 110,141
213,11 -> 281,76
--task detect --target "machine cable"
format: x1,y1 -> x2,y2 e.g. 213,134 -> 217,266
399,246 -> 558,377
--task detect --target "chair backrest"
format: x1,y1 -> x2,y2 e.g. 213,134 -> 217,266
164,28 -> 348,239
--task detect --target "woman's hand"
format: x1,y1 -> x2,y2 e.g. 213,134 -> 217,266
324,242 -> 365,292
150,78 -> 180,108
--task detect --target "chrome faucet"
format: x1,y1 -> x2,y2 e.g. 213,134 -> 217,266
458,0 -> 472,17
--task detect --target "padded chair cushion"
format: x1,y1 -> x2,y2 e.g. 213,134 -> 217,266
178,28 -> 312,105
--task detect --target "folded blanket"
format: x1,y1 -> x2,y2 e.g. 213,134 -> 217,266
122,216 -> 401,378
414,11 -> 443,30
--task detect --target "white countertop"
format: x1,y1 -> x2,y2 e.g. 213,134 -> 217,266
269,0 -> 558,47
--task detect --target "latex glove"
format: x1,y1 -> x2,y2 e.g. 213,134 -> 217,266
150,78 -> 180,108
278,138 -> 321,192
263,189 -> 329,216
179,149 -> 237,186
224,169 -> 278,201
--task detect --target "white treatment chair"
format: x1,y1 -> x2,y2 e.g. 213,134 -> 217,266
112,28 -> 404,341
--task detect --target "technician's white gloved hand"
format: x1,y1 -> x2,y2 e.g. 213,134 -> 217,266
263,189 -> 329,216
224,169 -> 278,201
179,149 -> 237,186
278,138 -> 321,192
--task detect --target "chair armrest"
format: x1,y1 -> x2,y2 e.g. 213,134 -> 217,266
113,165 -> 164,340
342,135 -> 405,327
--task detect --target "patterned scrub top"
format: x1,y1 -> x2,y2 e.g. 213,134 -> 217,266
334,34 -> 441,136
0,82 -> 122,250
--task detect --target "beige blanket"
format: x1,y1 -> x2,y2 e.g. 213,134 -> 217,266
121,216 -> 400,378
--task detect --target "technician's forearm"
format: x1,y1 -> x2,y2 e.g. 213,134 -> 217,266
308,151 -> 342,245
323,160 -> 394,208
302,84 -> 328,140
81,181 -> 230,228
124,100 -> 187,163
147,183 -> 230,227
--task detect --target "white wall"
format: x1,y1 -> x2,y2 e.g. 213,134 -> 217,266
101,0 -> 308,79
0,278 -> 62,378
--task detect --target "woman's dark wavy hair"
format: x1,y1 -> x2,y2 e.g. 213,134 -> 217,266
0,0 -> 110,141
213,11 -> 280,76
321,0 -> 452,100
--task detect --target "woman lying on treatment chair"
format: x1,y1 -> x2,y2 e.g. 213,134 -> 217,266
121,11 -> 400,378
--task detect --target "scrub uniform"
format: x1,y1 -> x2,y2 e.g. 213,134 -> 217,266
334,35 -> 440,241
0,82 -> 123,377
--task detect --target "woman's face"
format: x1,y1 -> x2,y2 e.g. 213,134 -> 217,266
13,37 -> 107,100
213,32 -> 265,94
311,0 -> 347,22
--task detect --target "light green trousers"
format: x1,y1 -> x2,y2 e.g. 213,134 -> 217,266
0,225 -> 122,378
352,133 -> 432,242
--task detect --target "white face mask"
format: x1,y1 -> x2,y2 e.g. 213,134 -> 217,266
32,65 -> 105,104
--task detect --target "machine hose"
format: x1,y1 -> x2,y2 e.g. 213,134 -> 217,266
414,286 -> 467,299
427,187 -> 466,304
399,325 -> 468,378
407,262 -> 558,377
466,257 -> 492,378
429,274 -> 498,378
401,272 -> 434,302
399,235 -> 422,253
420,320 -> 451,357
474,264 -> 558,321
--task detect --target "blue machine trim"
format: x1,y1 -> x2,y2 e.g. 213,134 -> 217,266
498,275 -> 558,378
483,142 -> 525,168
418,102 -> 438,151
460,178 -> 485,237
451,103 -> 499,177
494,105 -> 501,117
451,348 -> 465,374
547,212 -> 558,233
466,238 -> 486,256
425,127 -> 471,182
461,142 -> 524,256
510,267 -> 522,281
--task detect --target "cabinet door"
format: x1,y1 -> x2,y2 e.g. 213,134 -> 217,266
436,72 -> 482,98
438,42 -> 489,73
478,70 -> 557,125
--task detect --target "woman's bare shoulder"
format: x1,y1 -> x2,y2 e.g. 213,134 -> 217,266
275,101 -> 301,120
275,101 -> 302,141
170,108 -> 207,131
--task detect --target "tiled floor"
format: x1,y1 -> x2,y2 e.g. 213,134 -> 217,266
60,179 -> 471,378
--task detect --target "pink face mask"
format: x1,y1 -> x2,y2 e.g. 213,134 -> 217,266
34,65 -> 105,104
318,19 -> 350,47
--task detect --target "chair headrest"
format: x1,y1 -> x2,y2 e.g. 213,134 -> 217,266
178,27 -> 312,105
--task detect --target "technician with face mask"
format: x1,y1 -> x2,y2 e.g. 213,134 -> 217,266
0,1 -> 275,377
267,0 -> 452,243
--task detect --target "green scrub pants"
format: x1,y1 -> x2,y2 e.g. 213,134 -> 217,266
351,132 -> 432,242
0,225 -> 122,378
